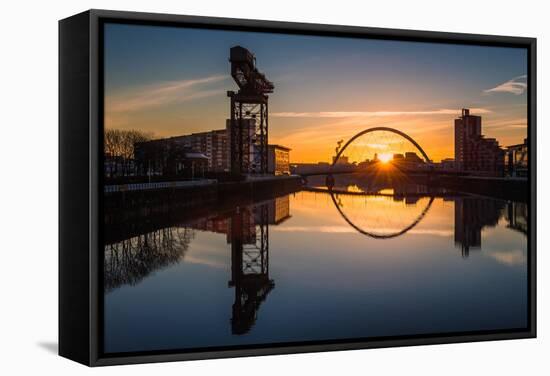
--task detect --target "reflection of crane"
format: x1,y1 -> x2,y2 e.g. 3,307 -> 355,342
228,203 -> 274,334
227,46 -> 274,176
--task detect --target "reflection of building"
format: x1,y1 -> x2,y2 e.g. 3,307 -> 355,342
454,108 -> 504,176
268,195 -> 291,224
224,197 -> 291,334
506,139 -> 528,177
106,193 -> 291,335
268,145 -> 291,175
454,197 -> 505,257
506,201 -> 528,235
186,199 -> 284,334
190,195 -> 290,239
190,216 -> 230,235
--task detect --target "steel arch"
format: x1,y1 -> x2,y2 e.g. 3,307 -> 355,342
331,126 -> 431,167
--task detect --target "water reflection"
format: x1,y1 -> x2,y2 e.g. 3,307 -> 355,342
454,198 -> 506,257
103,176 -> 528,352
228,204 -> 273,334
327,190 -> 435,239
189,197 -> 291,333
104,227 -> 194,292
506,201 -> 528,235
105,196 -> 291,336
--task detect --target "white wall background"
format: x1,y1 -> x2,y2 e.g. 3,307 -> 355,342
0,0 -> 547,374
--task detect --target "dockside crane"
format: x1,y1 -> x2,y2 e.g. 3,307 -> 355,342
227,46 -> 274,176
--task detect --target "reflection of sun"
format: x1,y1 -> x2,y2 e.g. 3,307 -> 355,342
378,153 -> 393,163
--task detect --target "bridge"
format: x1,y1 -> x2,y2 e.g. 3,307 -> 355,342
332,126 -> 431,165
296,126 -> 458,178
298,167 -> 463,178
303,186 -> 467,199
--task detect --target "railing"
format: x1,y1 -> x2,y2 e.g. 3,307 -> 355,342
104,179 -> 217,194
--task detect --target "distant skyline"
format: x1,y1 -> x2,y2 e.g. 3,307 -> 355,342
104,23 -> 528,163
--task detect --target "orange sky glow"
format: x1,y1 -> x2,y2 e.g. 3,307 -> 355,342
104,25 -> 528,164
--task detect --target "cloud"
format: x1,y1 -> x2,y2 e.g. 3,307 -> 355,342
484,75 -> 527,95
273,226 -> 453,237
484,118 -> 528,130
106,74 -> 227,114
270,108 -> 490,160
184,255 -> 227,269
272,108 -> 492,118
488,249 -> 526,266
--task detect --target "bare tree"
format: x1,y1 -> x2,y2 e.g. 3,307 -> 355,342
104,129 -> 153,177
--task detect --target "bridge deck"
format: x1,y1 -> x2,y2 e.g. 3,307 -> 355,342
303,186 -> 465,198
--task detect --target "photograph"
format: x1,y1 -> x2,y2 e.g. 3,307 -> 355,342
2,0 -> 549,374
101,20 -> 530,356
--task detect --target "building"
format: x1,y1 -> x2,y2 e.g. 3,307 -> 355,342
134,138 -> 208,179
175,129 -> 230,172
181,151 -> 210,179
268,144 -> 291,175
290,162 -> 331,175
390,152 -> 425,170
135,128 -> 229,176
332,155 -> 350,165
439,158 -> 455,170
357,159 -> 372,169
506,138 -> 528,177
404,152 -> 424,164
393,153 -> 404,162
454,108 -> 504,176
104,154 -> 136,178
226,118 -> 259,173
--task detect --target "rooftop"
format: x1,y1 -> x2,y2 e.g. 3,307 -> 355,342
269,144 -> 291,151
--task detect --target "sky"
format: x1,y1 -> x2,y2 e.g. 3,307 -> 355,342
104,23 -> 528,163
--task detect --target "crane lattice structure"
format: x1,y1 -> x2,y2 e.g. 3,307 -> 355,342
227,46 -> 274,176
228,203 -> 273,334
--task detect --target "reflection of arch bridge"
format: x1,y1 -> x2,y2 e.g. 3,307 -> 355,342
308,187 -> 436,239
332,126 -> 432,167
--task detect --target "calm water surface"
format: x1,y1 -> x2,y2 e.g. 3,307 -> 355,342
103,181 -> 528,353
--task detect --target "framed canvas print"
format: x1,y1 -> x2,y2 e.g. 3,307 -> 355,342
59,9 -> 536,366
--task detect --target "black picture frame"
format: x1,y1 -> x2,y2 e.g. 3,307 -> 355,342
59,9 -> 537,367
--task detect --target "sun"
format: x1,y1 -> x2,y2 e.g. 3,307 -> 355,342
378,153 -> 393,164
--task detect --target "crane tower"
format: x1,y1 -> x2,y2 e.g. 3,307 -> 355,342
227,46 -> 274,176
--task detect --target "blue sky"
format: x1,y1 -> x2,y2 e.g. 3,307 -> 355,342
104,23 -> 528,162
